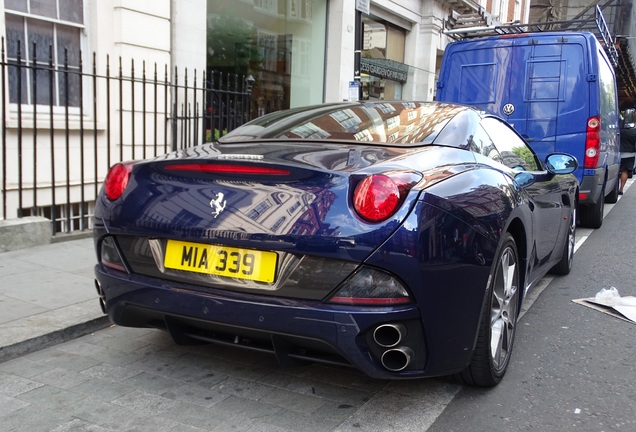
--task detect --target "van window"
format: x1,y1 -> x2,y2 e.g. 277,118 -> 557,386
460,63 -> 497,104
482,117 -> 540,171
598,53 -> 618,132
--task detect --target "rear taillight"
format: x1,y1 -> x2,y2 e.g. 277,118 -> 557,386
104,162 -> 133,201
100,236 -> 127,272
353,171 -> 421,222
584,116 -> 601,169
327,266 -> 411,305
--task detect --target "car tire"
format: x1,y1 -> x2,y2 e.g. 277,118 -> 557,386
450,233 -> 520,387
579,193 -> 604,229
605,177 -> 619,204
549,206 -> 576,275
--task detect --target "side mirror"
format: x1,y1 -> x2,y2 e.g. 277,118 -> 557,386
545,153 -> 578,175
513,171 -> 535,189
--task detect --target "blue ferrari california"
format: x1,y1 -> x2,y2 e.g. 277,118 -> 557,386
93,101 -> 578,386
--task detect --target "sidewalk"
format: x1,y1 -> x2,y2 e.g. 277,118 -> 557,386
0,236 -> 109,362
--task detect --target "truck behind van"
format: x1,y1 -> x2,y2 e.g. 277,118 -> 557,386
436,31 -> 620,228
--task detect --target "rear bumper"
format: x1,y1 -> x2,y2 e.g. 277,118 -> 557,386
578,168 -> 605,205
94,265 -> 443,379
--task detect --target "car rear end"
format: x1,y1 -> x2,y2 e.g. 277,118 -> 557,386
93,137 -> 499,379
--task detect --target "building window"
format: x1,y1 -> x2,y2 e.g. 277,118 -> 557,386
247,199 -> 272,220
513,0 -> 521,21
5,0 -> 85,107
491,0 -> 502,20
360,16 -> 406,101
271,216 -> 285,232
254,0 -> 279,15
207,0 -> 327,115
287,201 -> 301,215
330,109 -> 362,129
499,0 -> 511,24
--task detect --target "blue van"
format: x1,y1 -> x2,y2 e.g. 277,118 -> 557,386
436,31 -> 621,228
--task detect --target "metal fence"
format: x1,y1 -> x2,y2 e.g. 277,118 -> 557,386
0,37 -> 253,235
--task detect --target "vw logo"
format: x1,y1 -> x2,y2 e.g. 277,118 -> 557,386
502,103 -> 515,116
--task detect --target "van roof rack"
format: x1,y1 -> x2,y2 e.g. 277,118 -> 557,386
444,5 -> 618,67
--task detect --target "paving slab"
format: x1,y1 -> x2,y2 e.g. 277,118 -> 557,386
0,236 -> 109,362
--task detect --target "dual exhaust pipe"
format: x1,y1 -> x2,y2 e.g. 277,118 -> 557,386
372,323 -> 415,372
94,279 -> 107,314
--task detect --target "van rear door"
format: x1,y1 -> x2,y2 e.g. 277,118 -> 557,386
437,38 -> 513,116
438,35 -> 589,168
502,35 -> 588,169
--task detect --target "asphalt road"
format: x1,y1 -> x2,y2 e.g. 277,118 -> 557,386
1,187 -> 634,432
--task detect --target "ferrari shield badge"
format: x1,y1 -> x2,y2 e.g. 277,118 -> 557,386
209,192 -> 226,218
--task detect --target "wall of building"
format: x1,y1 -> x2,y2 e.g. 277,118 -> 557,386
1,0 -> 534,228
626,2 -> 636,88
0,0 -> 208,225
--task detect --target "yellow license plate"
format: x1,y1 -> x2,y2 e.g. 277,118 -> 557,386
164,240 -> 277,283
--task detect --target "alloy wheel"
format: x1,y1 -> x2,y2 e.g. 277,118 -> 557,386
489,244 -> 520,372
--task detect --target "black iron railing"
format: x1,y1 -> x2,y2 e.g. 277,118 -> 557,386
0,37 -> 253,234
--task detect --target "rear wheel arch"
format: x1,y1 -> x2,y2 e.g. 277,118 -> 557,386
449,232 -> 522,386
604,168 -> 620,204
580,181 -> 605,228
505,218 -> 527,300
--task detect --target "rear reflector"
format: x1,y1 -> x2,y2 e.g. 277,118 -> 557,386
164,163 -> 290,175
100,236 -> 127,272
327,266 -> 411,305
328,296 -> 411,305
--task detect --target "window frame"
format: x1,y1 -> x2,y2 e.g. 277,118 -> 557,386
4,0 -> 88,114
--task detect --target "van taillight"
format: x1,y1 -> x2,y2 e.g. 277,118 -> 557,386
584,116 -> 601,169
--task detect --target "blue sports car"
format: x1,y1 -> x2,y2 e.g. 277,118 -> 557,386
93,101 -> 578,386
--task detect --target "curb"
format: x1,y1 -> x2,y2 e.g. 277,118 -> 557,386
0,316 -> 111,363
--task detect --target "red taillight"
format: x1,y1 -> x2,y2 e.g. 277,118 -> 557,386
164,163 -> 290,175
353,172 -> 421,222
104,163 -> 133,201
584,116 -> 601,169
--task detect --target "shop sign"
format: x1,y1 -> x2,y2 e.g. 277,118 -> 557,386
356,0 -> 370,14
348,81 -> 360,101
360,58 -> 409,83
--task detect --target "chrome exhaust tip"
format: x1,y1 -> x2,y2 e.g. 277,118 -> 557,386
381,346 -> 415,372
373,323 -> 407,348
94,279 -> 106,314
